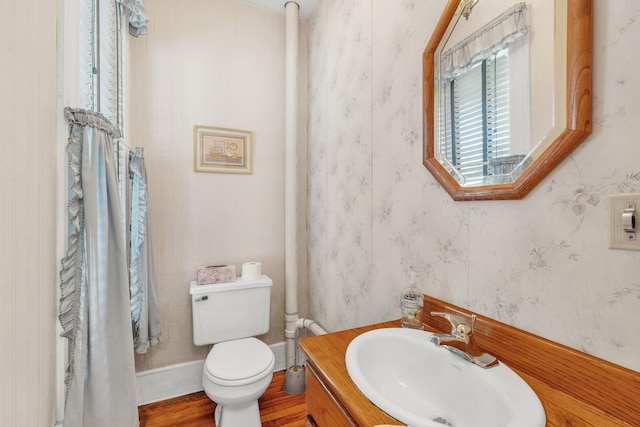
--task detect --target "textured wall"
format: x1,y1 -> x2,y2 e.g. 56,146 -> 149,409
130,0 -> 310,371
306,0 -> 640,372
0,0 -> 58,424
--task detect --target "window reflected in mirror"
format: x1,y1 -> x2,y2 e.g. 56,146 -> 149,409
440,48 -> 511,182
436,2 -> 530,185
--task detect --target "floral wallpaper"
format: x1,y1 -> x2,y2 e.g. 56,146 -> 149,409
306,0 -> 640,372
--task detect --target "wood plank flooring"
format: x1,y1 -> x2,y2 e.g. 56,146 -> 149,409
138,370 -> 307,427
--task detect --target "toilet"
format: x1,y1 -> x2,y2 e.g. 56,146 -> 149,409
190,275 -> 275,427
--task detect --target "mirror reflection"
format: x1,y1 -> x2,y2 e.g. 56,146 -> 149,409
423,0 -> 592,201
436,2 -> 531,185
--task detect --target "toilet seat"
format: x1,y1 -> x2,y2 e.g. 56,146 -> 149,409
204,337 -> 275,387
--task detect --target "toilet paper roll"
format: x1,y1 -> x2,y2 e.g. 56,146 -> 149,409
242,262 -> 262,280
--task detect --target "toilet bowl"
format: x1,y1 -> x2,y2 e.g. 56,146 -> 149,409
203,338 -> 275,426
190,276 -> 274,427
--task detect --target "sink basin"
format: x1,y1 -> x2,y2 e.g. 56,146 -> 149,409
345,328 -> 545,427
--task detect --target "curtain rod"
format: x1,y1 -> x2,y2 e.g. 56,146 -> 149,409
116,139 -> 135,152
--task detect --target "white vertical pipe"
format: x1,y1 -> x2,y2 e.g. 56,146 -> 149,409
284,1 -> 300,370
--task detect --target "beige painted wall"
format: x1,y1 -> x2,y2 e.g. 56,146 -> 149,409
130,0 -> 309,371
0,0 -> 58,424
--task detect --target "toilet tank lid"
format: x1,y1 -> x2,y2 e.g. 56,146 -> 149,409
189,274 -> 272,295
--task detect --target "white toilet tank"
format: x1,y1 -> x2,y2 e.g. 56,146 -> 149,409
190,275 -> 272,346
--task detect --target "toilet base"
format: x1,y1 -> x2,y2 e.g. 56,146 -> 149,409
214,399 -> 262,427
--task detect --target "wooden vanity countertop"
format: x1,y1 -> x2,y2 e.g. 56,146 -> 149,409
298,295 -> 640,427
299,320 -> 405,426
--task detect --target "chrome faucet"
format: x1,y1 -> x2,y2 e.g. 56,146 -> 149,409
428,311 -> 498,368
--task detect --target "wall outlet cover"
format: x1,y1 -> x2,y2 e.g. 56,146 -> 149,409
609,193 -> 640,251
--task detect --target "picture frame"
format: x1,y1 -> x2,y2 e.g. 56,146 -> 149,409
194,125 -> 253,174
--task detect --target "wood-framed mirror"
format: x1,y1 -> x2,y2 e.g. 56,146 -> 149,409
423,0 -> 592,201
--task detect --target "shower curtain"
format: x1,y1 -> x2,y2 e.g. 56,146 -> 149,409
129,147 -> 163,353
59,108 -> 139,427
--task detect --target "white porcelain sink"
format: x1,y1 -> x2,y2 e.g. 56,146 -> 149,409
345,328 -> 545,427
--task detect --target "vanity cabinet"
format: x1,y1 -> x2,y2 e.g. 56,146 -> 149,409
299,322 -> 401,427
305,364 -> 356,427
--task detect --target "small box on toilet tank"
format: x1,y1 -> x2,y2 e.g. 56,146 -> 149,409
197,264 -> 236,285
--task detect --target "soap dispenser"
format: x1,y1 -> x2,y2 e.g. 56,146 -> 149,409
400,270 -> 424,330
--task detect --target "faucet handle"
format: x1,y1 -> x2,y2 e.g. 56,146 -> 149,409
430,311 -> 473,336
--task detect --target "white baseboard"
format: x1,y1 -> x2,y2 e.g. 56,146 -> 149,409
136,341 -> 291,405
136,359 -> 206,405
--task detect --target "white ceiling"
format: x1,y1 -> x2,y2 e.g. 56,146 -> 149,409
241,0 -> 320,20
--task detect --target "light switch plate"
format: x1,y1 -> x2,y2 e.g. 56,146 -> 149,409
609,193 -> 640,251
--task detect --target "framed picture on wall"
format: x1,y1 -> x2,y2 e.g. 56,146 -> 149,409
194,125 -> 253,174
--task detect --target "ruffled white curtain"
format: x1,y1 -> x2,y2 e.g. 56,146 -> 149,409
441,2 -> 529,81
59,108 -> 139,427
129,147 -> 163,354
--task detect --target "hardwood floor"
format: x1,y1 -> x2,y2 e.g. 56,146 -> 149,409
138,370 -> 307,427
